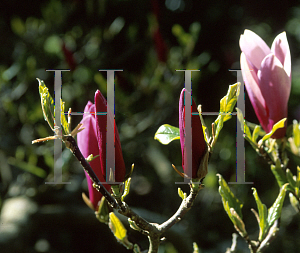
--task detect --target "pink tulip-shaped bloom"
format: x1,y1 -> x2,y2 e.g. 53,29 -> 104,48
179,89 -> 207,179
240,29 -> 291,139
77,90 -> 126,211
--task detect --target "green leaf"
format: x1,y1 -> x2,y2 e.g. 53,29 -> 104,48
230,208 -> 247,237
121,177 -> 131,201
252,125 -> 263,143
217,174 -> 243,224
214,83 -> 240,141
193,242 -> 200,253
96,196 -> 110,224
109,212 -> 127,241
7,157 -> 47,178
86,154 -> 99,162
293,120 -> 300,148
154,124 -> 180,145
267,183 -> 288,227
289,192 -> 300,212
178,187 -> 186,200
286,169 -> 296,190
236,108 -> 252,142
252,188 -> 268,241
296,166 -> 300,198
60,100 -> 69,135
270,160 -> 293,192
37,78 -> 54,131
261,118 -> 287,141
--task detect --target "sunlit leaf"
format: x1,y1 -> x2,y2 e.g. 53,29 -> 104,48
236,107 -> 252,142
154,124 -> 180,145
267,183 -> 288,227
121,177 -> 131,201
286,169 -> 296,190
293,120 -> 300,148
214,83 -> 240,142
230,208 -> 247,237
61,100 -> 69,135
270,160 -> 293,192
217,174 -> 243,225
261,118 -> 286,141
37,78 -> 54,131
252,125 -> 263,143
109,212 -> 127,241
178,187 -> 186,200
252,188 -> 268,241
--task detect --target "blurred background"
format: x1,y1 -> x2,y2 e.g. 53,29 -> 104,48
1,0 -> 300,252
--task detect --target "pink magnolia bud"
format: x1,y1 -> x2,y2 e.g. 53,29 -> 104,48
240,30 -> 291,138
179,89 -> 208,179
77,90 -> 126,210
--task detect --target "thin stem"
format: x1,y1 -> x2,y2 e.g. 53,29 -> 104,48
64,135 -> 203,253
63,135 -> 121,210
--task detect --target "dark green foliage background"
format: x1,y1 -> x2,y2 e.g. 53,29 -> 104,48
1,0 -> 300,252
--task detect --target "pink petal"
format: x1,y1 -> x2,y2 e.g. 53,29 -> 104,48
77,102 -> 108,210
271,32 -> 291,80
95,90 -> 126,183
239,29 -> 271,70
257,54 -> 290,136
240,52 -> 268,129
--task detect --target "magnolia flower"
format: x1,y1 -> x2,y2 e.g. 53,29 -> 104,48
179,89 -> 207,179
77,90 -> 126,210
240,29 -> 291,139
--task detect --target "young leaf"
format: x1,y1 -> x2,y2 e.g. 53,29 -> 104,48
293,120 -> 300,148
214,83 -> 240,140
270,159 -> 291,191
252,125 -> 263,143
286,169 -> 296,190
121,177 -> 131,201
178,187 -> 186,200
230,208 -> 247,237
296,166 -> 300,197
217,174 -> 243,224
193,242 -> 200,253
109,213 -> 133,249
267,183 -> 288,227
60,100 -> 70,135
109,212 -> 127,241
154,124 -> 180,145
37,78 -> 54,131
236,108 -> 252,142
252,188 -> 268,241
289,192 -> 300,212
261,118 -> 287,141
96,196 -> 110,224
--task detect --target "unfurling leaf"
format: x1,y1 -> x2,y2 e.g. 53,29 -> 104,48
178,187 -> 186,200
122,177 -> 131,201
37,78 -> 54,131
217,174 -> 243,224
109,213 -> 132,249
96,196 -> 110,223
289,193 -> 300,213
154,124 -> 180,145
214,83 -> 240,141
252,188 -> 268,241
267,183 -> 288,227
230,208 -> 247,237
261,118 -> 287,141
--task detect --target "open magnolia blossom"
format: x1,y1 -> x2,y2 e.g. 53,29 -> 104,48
240,29 -> 291,139
77,90 -> 126,211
